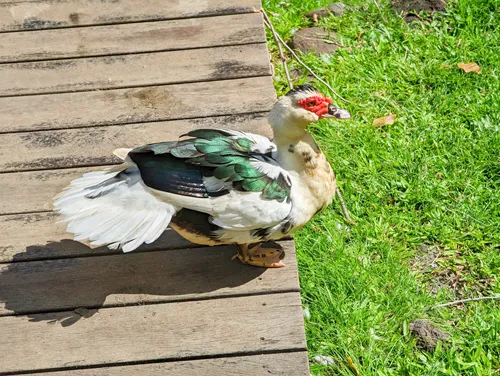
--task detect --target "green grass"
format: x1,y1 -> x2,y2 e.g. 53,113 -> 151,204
262,0 -> 500,374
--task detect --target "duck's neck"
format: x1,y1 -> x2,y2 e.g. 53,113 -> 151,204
272,126 -> 322,173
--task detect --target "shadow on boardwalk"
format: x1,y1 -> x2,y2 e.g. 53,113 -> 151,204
0,239 -> 265,327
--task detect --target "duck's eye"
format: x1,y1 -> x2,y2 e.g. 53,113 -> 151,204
307,101 -> 316,107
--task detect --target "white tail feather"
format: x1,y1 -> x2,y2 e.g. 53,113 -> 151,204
54,168 -> 177,252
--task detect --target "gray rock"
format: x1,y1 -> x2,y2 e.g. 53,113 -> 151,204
292,27 -> 338,55
305,2 -> 347,20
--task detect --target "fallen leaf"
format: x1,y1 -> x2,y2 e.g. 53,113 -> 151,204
373,113 -> 396,126
347,357 -> 361,376
457,62 -> 481,74
355,30 -> 365,43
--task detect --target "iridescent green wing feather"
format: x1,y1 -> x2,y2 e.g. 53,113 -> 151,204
130,129 -> 291,202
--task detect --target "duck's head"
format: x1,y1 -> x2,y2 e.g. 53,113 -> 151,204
269,84 -> 350,139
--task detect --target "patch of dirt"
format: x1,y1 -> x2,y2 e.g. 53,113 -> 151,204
292,27 -> 339,55
392,0 -> 447,23
411,244 -> 448,295
411,244 -> 468,296
392,0 -> 447,12
410,244 -> 496,299
410,319 -> 450,352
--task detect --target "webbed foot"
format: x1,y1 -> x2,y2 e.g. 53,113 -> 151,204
232,241 -> 285,268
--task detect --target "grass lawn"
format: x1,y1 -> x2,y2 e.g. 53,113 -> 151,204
262,0 -> 500,374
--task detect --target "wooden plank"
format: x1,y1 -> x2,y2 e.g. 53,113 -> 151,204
0,44 -> 270,96
0,240 -> 297,315
0,113 -> 272,173
0,212 -> 195,263
0,0 -> 262,32
0,76 -> 276,132
0,293 -> 306,373
0,13 -> 264,63
19,352 -> 311,376
0,167 -> 98,215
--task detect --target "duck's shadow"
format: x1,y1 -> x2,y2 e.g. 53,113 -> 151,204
0,235 -> 265,327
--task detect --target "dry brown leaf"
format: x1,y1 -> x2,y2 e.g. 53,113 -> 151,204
355,30 -> 365,43
373,113 -> 396,126
457,62 -> 481,74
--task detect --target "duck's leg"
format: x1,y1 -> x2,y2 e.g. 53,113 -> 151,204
233,241 -> 285,268
232,243 -> 250,264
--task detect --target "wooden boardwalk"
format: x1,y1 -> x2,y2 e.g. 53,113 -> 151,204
0,1 -> 310,374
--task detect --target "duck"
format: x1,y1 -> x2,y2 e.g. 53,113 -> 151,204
54,84 -> 351,268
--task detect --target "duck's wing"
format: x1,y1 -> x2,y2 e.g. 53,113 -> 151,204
128,129 -> 292,231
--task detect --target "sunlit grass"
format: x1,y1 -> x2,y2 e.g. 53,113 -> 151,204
263,0 -> 500,374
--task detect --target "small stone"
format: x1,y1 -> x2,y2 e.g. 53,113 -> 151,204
292,27 -> 339,55
314,355 -> 335,366
409,319 -> 451,352
306,2 -> 347,20
303,307 -> 311,321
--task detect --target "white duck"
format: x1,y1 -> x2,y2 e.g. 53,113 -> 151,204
54,84 -> 351,268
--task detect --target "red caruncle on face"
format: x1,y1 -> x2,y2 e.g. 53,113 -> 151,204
297,95 -> 332,117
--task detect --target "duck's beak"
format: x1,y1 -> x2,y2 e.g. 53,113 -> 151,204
321,104 -> 351,119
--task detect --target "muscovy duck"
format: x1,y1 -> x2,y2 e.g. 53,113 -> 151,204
54,84 -> 350,268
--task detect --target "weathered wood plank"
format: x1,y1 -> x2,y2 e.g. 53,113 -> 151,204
0,0 -> 262,32
0,113 -> 272,173
0,44 -> 270,96
0,240 -> 297,315
0,167 -> 99,215
19,352 -> 311,376
0,212 -> 195,263
0,76 -> 275,132
0,293 -> 306,373
0,13 -> 264,63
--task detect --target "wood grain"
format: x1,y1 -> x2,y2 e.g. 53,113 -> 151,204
0,212 -> 196,263
0,167 -> 99,215
0,293 -> 306,373
0,44 -> 270,96
0,0 -> 262,32
0,13 -> 264,62
0,241 -> 298,315
0,76 -> 276,132
18,352 -> 310,376
0,113 -> 272,173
